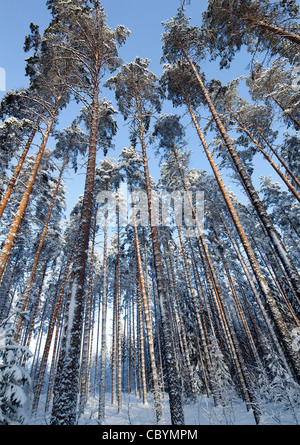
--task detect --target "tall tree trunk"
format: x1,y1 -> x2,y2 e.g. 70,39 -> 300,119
164,244 -> 198,400
172,206 -> 212,397
0,252 -> 20,322
98,182 -> 109,424
170,155 -> 258,416
137,110 -> 184,425
218,210 -> 294,375
116,205 -> 122,413
131,296 -> 139,398
218,247 -> 263,370
25,260 -> 49,350
79,206 -> 97,415
45,294 -> 67,413
136,265 -> 148,405
130,185 -> 162,421
51,79 -> 99,425
111,263 -> 118,404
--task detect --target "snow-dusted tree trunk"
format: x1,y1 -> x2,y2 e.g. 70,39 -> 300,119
79,208 -> 97,415
256,130 -> 300,189
138,121 -> 185,425
51,80 -> 99,425
136,267 -> 147,405
116,203 -> 122,413
111,264 -> 118,405
98,182 -> 109,424
130,186 -> 163,422
105,57 -> 185,425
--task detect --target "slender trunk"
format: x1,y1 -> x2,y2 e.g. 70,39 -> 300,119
172,147 -> 228,333
116,206 -> 122,413
45,294 -> 67,413
79,206 -> 97,414
25,260 -> 49,350
130,186 -> 162,421
170,167 -> 256,415
111,263 -> 117,405
219,211 -> 293,375
252,235 -> 300,328
127,300 -> 132,395
0,98 -> 61,280
0,117 -> 41,220
98,182 -> 109,424
131,297 -> 138,398
51,79 -> 99,425
0,252 -> 20,322
136,265 -> 147,405
218,248 -> 263,370
87,276 -> 97,398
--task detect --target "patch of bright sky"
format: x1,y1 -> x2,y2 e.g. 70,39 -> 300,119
0,0 -> 276,219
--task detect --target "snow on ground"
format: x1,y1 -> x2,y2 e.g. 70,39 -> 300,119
28,392 -> 300,425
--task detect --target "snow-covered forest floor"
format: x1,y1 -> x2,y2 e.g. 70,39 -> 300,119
28,392 -> 299,426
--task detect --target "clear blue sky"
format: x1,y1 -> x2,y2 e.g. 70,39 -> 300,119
0,0 -> 274,217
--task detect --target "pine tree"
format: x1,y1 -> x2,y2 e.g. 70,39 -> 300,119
48,1 -> 128,424
95,158 -> 119,423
